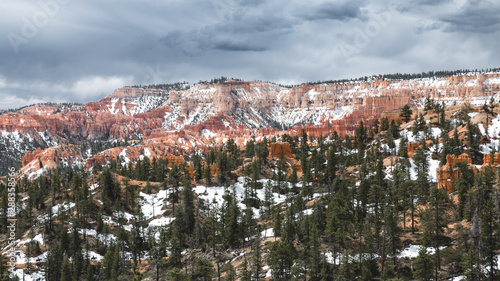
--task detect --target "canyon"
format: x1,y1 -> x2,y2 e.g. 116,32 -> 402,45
2,72 -> 500,179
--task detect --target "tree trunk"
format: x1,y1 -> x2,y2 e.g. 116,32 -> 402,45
381,230 -> 386,275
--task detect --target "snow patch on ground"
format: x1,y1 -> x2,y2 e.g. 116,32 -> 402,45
398,244 -> 447,259
149,217 -> 175,227
139,190 -> 169,220
194,177 -> 287,219
201,129 -> 217,139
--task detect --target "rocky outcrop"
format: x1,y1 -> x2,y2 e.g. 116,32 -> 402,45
3,73 -> 500,176
22,148 -> 43,166
482,153 -> 500,166
437,154 -> 473,193
407,142 -> 420,158
20,144 -> 84,178
269,142 -> 295,159
4,73 -> 500,146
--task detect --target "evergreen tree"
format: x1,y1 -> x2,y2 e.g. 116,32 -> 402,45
224,263 -> 237,281
45,243 -> 63,281
182,172 -> 195,235
300,129 -> 309,159
268,240 -> 295,280
193,258 -> 215,281
414,247 -> 434,281
253,226 -> 263,281
222,188 -> 241,246
477,167 -> 500,280
255,139 -> 269,164
400,104 -> 413,122
373,118 -> 380,134
421,187 -> 450,280
384,202 -> 402,277
245,138 -> 256,158
454,161 -> 475,220
240,258 -> 252,281
273,205 -> 282,239
60,255 -> 72,281
413,147 -> 429,202
380,117 -> 390,131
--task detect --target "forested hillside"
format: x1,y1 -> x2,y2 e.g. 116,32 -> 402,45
1,99 -> 500,280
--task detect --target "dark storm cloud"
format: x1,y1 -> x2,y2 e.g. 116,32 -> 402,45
160,0 -> 365,55
300,1 -> 364,21
412,0 -> 452,6
438,0 -> 500,33
1,0 -> 500,109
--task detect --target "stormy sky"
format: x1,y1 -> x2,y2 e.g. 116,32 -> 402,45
1,0 -> 499,109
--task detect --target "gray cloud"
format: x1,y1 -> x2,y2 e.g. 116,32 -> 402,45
0,0 -> 499,109
438,0 -> 500,33
300,1 -> 365,21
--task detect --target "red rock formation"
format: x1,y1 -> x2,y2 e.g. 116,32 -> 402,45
482,153 -> 500,166
437,154 -> 473,193
85,155 -> 108,168
3,73 -> 500,145
166,155 -> 185,166
20,144 -> 84,178
269,142 -> 295,159
383,156 -> 401,167
407,142 -> 420,158
22,148 -> 43,166
3,73 -> 500,176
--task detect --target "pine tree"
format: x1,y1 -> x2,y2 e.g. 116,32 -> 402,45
413,147 -> 429,202
60,255 -> 72,281
73,250 -> 84,279
400,104 -> 413,122
168,219 -> 184,268
380,117 -> 390,131
307,218 -> 322,280
268,240 -> 295,280
203,163 -> 212,185
182,171 -> 195,235
240,258 -> 251,281
45,243 -> 63,281
253,225 -> 262,281
477,167 -> 500,280
299,129 -> 309,159
245,138 -> 255,158
273,205 -> 282,239
414,247 -> 434,281
421,187 -> 450,280
222,188 -> 241,246
224,263 -> 237,281
383,202 -> 402,277
373,118 -> 380,134
193,258 -> 215,281
453,161 -> 474,220
167,268 -> 190,281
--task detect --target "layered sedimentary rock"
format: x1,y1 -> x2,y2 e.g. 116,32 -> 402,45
436,154 -> 473,193
20,144 -> 84,178
269,142 -> 295,159
22,148 -> 43,166
437,152 -> 500,193
4,73 -> 500,146
437,154 -> 472,193
407,142 -> 421,158
482,153 -> 500,166
3,73 -> 500,176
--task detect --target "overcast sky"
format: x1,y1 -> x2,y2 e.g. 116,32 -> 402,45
1,0 -> 499,109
